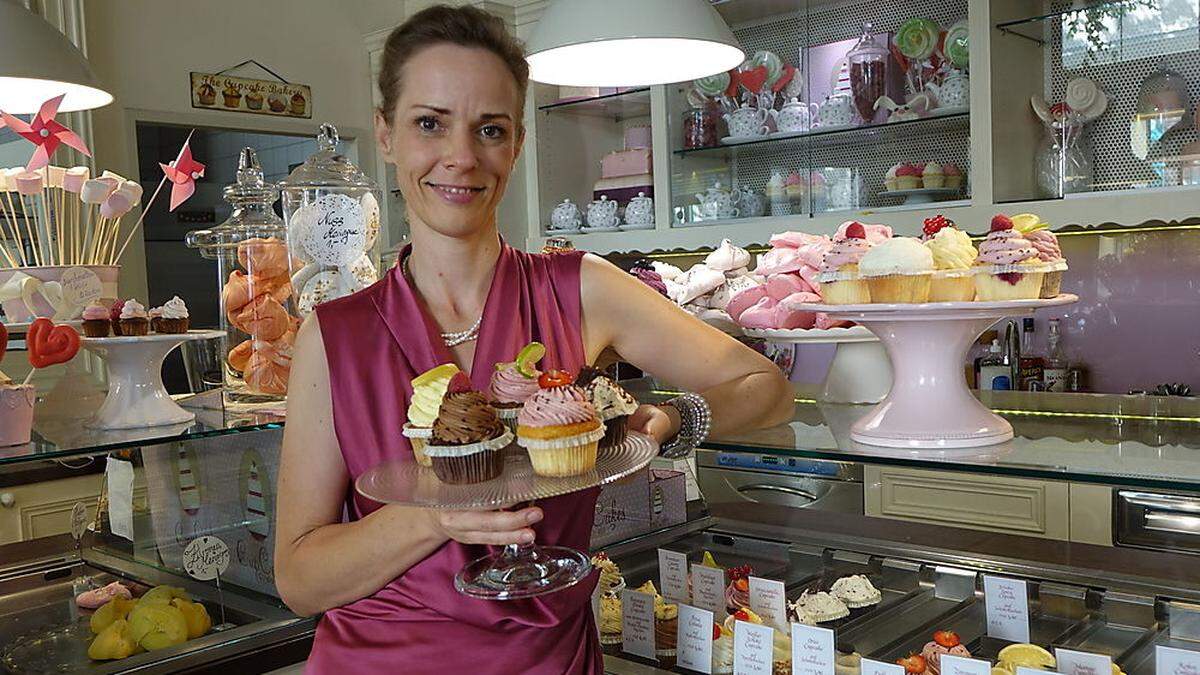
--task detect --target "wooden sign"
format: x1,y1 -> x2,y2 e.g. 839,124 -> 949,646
190,72 -> 311,118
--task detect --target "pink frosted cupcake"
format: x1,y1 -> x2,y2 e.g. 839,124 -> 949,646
1012,213 -> 1067,298
943,163 -> 963,190
895,163 -> 922,190
973,215 -> 1046,301
81,302 -> 111,337
516,370 -> 603,477
817,222 -> 873,305
489,342 -> 544,431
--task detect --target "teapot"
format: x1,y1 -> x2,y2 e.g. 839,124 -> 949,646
927,69 -> 970,110
694,182 -> 739,221
733,186 -> 766,218
771,98 -> 818,133
723,103 -> 770,139
815,92 -> 855,128
622,192 -> 654,229
549,198 -> 582,231
585,195 -> 620,229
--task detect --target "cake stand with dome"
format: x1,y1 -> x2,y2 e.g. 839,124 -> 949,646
791,295 -> 1077,448
356,432 -> 658,600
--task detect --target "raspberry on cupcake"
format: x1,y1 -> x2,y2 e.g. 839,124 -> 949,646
516,370 -> 603,477
972,214 -> 1046,301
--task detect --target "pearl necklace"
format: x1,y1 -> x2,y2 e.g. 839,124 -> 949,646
402,256 -> 482,347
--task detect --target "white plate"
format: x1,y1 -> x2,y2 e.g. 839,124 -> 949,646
768,129 -> 810,139
809,122 -> 857,133
545,227 -> 581,235
742,325 -> 875,343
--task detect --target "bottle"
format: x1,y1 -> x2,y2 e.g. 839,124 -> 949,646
969,329 -> 998,387
1018,317 -> 1044,390
1045,319 -> 1068,392
979,339 -> 1012,391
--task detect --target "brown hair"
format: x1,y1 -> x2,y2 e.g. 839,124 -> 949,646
377,4 -> 529,125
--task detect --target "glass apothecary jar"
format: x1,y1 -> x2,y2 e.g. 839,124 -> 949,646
279,123 -> 382,319
186,148 -> 299,405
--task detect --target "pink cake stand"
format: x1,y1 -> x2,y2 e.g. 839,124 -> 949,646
790,295 -> 1077,448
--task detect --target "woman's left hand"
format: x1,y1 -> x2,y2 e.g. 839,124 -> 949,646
627,404 -> 678,445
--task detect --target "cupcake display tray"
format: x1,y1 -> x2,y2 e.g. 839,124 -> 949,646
356,431 -> 658,509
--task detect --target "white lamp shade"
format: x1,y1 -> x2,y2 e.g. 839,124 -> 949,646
0,0 -> 113,114
527,0 -> 744,87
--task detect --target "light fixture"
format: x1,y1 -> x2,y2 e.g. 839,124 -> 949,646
526,0 -> 744,87
0,0 -> 113,114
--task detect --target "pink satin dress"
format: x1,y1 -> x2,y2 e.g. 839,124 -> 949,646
307,243 -> 602,674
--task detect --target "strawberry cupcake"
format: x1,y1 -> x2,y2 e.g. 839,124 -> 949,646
516,370 -> 604,477
818,222 -> 873,304
895,163 -> 922,190
884,163 -> 903,191
973,215 -> 1046,301
943,163 -> 964,190
724,564 -> 752,613
81,302 -> 111,337
920,630 -> 971,675
1011,213 -> 1067,298
489,342 -> 544,431
922,215 -> 977,302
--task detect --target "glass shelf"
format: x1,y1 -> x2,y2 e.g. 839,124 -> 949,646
1,389 -> 283,467
537,88 -> 651,121
674,111 -> 970,157
994,0 -> 1170,45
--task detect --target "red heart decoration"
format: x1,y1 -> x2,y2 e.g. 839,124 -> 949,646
0,323 -> 7,363
724,69 -> 740,99
27,318 -> 80,369
772,64 -> 796,93
740,66 -> 769,95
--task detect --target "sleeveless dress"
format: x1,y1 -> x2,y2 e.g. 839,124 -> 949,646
306,243 -> 603,674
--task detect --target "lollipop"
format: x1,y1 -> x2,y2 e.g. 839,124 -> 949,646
739,65 -> 769,95
694,71 -> 731,98
22,318 -> 80,384
750,51 -> 784,89
944,20 -> 969,68
894,18 -> 940,61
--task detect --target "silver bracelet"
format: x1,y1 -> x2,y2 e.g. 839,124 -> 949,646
659,392 -> 711,458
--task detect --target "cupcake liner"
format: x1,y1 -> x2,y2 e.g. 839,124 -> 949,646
932,267 -> 975,279
402,423 -> 434,466
973,261 -> 1058,276
922,175 -> 946,188
517,424 -> 605,451
928,273 -> 976,302
821,279 -> 871,305
425,428 -> 514,457
599,415 -> 629,450
493,404 -> 521,433
974,270 -> 1044,301
865,273 -> 931,303
425,429 -> 512,484
599,633 -> 623,646
816,267 -> 862,283
1039,270 -> 1064,299
521,426 -> 604,477
157,317 -> 189,334
82,319 -> 110,337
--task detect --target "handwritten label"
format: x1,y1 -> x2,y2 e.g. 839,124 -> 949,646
300,194 -> 367,267
183,535 -> 230,581
862,658 -> 906,675
678,604 -> 714,673
692,564 -> 726,618
660,549 -> 690,602
60,267 -> 102,307
1056,649 -> 1112,675
622,588 -> 656,659
749,576 -> 788,630
70,501 -> 88,541
734,620 -> 774,675
1157,646 -> 1200,675
942,654 -> 993,675
984,575 -> 1030,643
792,624 -> 835,675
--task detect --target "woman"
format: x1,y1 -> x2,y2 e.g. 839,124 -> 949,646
274,5 -> 793,674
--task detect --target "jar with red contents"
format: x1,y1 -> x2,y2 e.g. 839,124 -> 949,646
682,107 -> 718,149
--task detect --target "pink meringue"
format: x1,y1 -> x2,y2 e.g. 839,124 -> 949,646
736,297 -> 779,329
766,273 -> 812,300
726,285 -> 768,321
769,231 -> 829,249
76,581 -> 132,609
835,220 -> 892,245
777,292 -> 820,329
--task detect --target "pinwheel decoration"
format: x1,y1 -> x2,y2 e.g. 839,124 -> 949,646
0,94 -> 92,171
159,141 -> 205,211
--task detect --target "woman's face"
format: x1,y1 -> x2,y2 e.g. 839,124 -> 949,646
376,43 -> 524,239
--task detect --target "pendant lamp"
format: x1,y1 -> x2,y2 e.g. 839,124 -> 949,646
526,0 -> 744,87
0,0 -> 113,114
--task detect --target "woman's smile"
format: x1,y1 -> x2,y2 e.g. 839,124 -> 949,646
425,181 -> 486,205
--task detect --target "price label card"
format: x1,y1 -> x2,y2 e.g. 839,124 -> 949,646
692,564 -> 726,617
942,654 -> 993,675
60,267 -> 102,307
677,603 -> 714,674
748,576 -> 788,630
183,536 -> 230,581
622,588 -> 656,659
659,549 -> 690,603
862,658 -> 906,675
984,575 -> 1031,643
792,624 -> 835,675
70,501 -> 88,541
733,620 -> 774,675
1157,645 -> 1200,675
301,194 -> 367,266
1055,648 -> 1113,675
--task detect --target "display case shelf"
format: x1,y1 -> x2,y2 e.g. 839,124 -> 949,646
536,88 -> 652,121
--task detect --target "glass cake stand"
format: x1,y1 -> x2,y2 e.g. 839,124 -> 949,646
356,431 -> 658,600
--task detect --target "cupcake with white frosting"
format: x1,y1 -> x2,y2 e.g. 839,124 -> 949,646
156,296 -> 190,334
829,575 -> 882,608
858,237 -> 934,303
576,366 -> 638,449
790,590 -> 850,622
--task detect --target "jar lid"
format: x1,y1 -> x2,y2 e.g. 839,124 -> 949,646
279,123 -> 378,193
847,22 -> 888,61
224,146 -> 278,203
185,147 -> 284,256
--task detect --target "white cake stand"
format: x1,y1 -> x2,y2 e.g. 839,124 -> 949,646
81,330 -> 224,430
790,296 -> 1077,448
742,325 -> 893,404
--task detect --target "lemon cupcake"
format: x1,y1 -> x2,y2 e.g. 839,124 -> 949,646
516,370 -> 603,477
403,363 -> 461,466
818,222 -> 874,304
922,215 -> 977,302
858,237 -> 934,303
973,215 -> 1045,301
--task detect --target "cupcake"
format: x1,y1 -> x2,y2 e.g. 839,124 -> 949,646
576,366 -> 637,450
791,590 -> 850,622
117,299 -> 150,336
858,237 -> 934,303
267,93 -> 286,113
829,575 -> 882,608
516,370 -> 604,477
973,215 -> 1046,301
290,92 -> 307,115
196,83 -> 216,106
245,91 -> 264,110
637,581 -> 678,666
108,299 -> 124,335
156,296 -> 190,334
81,302 -> 111,337
895,163 -> 922,190
1012,213 -> 1067,298
723,608 -> 793,672
922,216 -> 977,302
424,372 -> 511,484
724,564 -> 752,613
884,163 -> 902,191
922,161 -> 945,188
591,552 -> 625,595
599,593 -> 623,646
712,622 -> 735,674
818,221 -> 873,305
403,363 -> 461,466
837,645 -> 864,675
148,306 -> 163,333
785,172 -> 806,207
488,342 -> 544,431
943,163 -> 963,190
222,85 -> 241,108
921,631 -> 971,675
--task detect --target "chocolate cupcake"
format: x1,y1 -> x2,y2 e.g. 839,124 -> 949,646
425,373 -> 510,484
577,366 -> 638,449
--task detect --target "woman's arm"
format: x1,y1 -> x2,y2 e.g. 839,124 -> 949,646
274,315 -> 542,616
580,254 -> 795,440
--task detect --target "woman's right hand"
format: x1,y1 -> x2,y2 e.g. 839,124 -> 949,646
427,505 -> 543,546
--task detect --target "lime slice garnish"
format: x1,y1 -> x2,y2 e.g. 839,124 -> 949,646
515,342 -> 545,378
